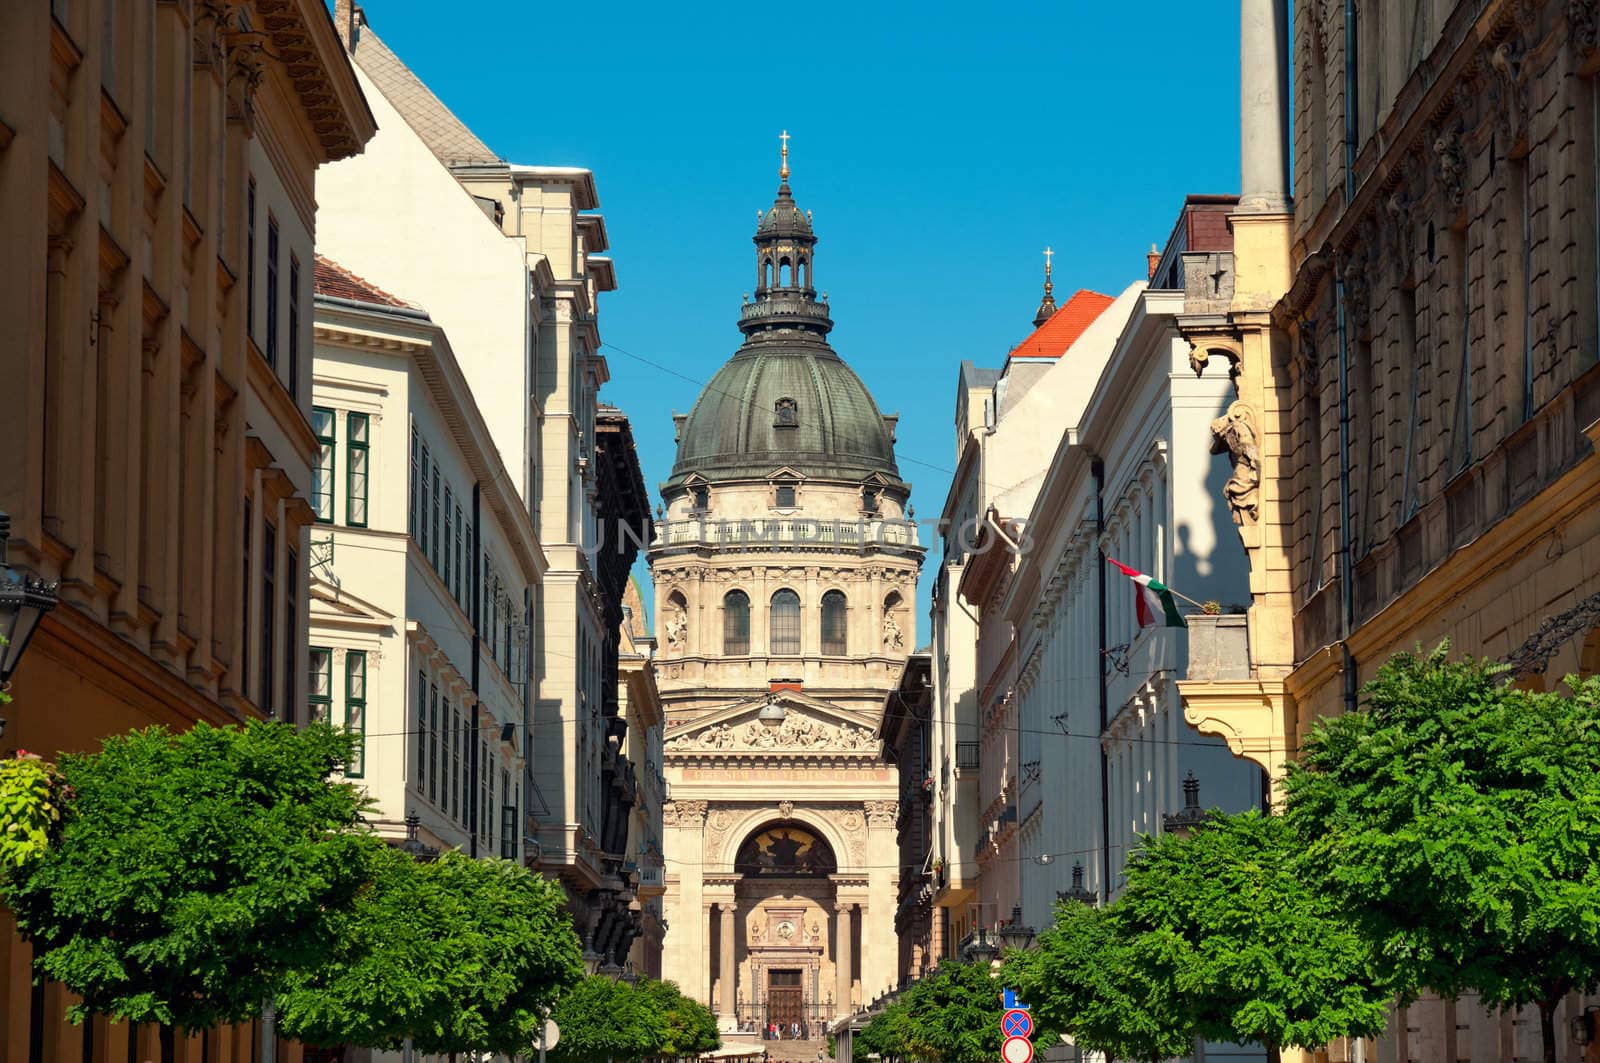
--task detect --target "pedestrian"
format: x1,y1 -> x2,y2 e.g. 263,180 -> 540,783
791,1021 -> 800,1040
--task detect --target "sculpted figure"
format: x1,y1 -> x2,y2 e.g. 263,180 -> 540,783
664,601 -> 688,650
1209,402 -> 1261,525
882,613 -> 905,651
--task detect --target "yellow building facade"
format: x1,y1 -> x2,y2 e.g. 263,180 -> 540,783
1182,0 -> 1600,1059
0,0 -> 373,1056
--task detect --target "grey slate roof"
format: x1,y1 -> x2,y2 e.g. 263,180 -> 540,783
350,28 -> 500,168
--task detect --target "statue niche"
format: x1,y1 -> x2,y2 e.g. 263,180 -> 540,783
734,823 -> 838,877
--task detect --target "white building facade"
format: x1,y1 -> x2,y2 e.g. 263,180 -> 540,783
308,260 -> 543,859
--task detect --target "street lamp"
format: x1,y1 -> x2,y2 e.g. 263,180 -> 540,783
1056,862 -> 1097,907
962,927 -> 999,966
621,964 -> 640,986
996,904 -> 1035,952
398,810 -> 440,862
1162,771 -> 1209,837
0,513 -> 59,687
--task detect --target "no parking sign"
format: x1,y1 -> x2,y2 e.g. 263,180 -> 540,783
1000,988 -> 1033,1063
1001,1010 -> 1033,1038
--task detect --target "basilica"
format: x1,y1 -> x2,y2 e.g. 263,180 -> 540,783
647,141 -> 924,1040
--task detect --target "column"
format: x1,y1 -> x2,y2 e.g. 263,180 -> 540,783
719,903 -> 736,1022
1238,0 -> 1291,213
834,901 -> 852,1016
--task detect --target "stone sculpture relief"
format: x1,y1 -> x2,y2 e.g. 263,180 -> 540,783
881,613 -> 905,651
864,800 -> 899,827
665,714 -> 879,753
664,600 -> 688,651
1209,402 -> 1261,525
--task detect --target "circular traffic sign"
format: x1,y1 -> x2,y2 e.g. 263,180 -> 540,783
1001,1009 -> 1034,1038
1002,1035 -> 1034,1063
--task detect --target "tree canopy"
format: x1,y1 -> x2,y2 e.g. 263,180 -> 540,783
1284,645 -> 1600,1062
549,975 -> 672,1063
858,960 -> 1052,1063
2,721 -> 373,1028
638,977 -> 719,1058
1114,810 -> 1392,1054
275,847 -> 583,1054
1006,901 -> 1192,1063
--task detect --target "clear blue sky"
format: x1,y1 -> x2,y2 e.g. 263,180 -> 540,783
359,1 -> 1243,644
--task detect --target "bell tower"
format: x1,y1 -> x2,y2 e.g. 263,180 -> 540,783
744,131 -> 832,338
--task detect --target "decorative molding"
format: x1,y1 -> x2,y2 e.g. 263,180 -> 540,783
662,799 -> 707,827
665,714 -> 879,754
864,800 -> 898,828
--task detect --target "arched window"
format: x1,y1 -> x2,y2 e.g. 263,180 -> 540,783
798,257 -> 809,288
821,590 -> 847,655
770,589 -> 801,655
724,590 -> 750,656
779,257 -> 792,287
763,259 -> 773,289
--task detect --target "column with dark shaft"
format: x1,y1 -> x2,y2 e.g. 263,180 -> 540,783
719,903 -> 736,1022
834,902 -> 853,1016
1239,0 -> 1292,213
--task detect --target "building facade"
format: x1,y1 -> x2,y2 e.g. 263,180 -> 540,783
311,3 -> 648,961
648,150 -> 924,1038
308,257 -> 541,866
878,652 -> 933,987
619,577 -> 667,979
1178,1 -> 1600,1060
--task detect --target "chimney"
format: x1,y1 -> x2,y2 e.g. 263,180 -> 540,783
1146,243 -> 1161,281
333,0 -> 361,51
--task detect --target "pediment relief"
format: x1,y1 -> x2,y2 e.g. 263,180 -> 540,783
665,698 -> 880,755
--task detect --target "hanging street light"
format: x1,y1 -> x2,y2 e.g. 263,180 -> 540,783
0,513 -> 59,688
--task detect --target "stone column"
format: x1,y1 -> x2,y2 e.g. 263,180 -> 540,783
719,902 -> 736,1022
1238,0 -> 1291,213
834,901 -> 853,1016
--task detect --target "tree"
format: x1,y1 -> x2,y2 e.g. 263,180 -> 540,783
887,960 -> 1054,1063
1284,645 -> 1600,1063
549,975 -> 670,1063
1007,902 -> 1193,1063
276,847 -> 583,1054
855,998 -> 914,1063
638,978 -> 719,1058
1114,811 -> 1393,1060
2,721 -> 373,1029
0,752 -> 71,869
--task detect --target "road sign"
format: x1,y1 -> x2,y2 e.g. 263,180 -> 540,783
543,1019 -> 561,1050
1001,1009 -> 1034,1039
1001,1035 -> 1035,1063
1001,987 -> 1029,1010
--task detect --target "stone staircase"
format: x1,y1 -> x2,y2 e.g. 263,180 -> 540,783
760,1038 -> 828,1063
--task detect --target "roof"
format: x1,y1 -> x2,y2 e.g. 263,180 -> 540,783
349,26 -> 500,168
313,255 -> 420,310
1008,289 -> 1115,359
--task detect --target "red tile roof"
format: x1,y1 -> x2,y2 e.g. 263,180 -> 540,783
313,255 -> 418,310
1009,289 -> 1115,359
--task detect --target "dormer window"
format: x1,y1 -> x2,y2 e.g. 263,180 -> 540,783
691,485 -> 710,513
774,397 -> 798,428
775,482 -> 797,509
862,487 -> 880,515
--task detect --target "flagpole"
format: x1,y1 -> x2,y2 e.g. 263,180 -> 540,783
1106,558 -> 1210,612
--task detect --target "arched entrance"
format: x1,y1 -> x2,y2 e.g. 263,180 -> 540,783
720,821 -> 841,1039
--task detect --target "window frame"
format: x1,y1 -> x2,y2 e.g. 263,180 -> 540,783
821,589 -> 848,655
308,647 -> 332,724
346,412 -> 369,527
770,588 -> 801,655
723,590 -> 750,656
344,651 -> 367,778
311,406 -> 335,523
265,215 -> 279,369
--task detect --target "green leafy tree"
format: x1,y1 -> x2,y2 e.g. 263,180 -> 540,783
1115,811 -> 1392,1060
276,847 -> 583,1054
2,721 -> 372,1029
550,975 -> 670,1063
855,997 -> 913,1062
0,753 -> 71,868
1007,902 -> 1193,1063
887,960 -> 1053,1063
1284,645 -> 1600,1063
639,977 -> 719,1058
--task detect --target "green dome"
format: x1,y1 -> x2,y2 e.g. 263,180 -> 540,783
668,337 -> 901,488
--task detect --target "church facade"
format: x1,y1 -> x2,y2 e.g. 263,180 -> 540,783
647,143 -> 924,1036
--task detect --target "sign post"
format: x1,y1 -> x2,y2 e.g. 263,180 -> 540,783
1000,989 -> 1033,1063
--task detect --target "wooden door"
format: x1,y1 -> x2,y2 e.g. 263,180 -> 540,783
768,969 -> 804,1034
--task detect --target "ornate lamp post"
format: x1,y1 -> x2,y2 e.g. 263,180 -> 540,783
1161,772 -> 1209,838
996,904 -> 1035,953
1055,862 -> 1097,906
0,513 -> 59,688
962,926 -> 999,967
398,811 -> 440,862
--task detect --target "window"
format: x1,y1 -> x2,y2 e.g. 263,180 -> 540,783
774,482 -> 797,509
409,427 -> 420,538
501,770 -> 515,859
431,460 -> 441,570
487,759 -> 496,846
266,217 -> 279,368
770,589 -> 801,655
416,671 -> 428,796
450,702 -> 462,823
241,498 -> 251,692
821,590 -> 848,655
246,180 -> 256,337
311,407 -> 335,522
724,591 -> 750,655
344,652 -> 367,777
283,547 -> 298,723
480,739 -> 489,842
862,487 -> 880,514
346,413 -> 368,526
443,487 -> 453,589
419,445 -> 431,558
308,648 -> 332,724
428,684 -> 439,804
260,521 -> 276,713
454,503 -> 465,605
288,256 -> 300,399
691,485 -> 709,513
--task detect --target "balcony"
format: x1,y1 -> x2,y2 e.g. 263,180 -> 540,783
653,515 -> 921,552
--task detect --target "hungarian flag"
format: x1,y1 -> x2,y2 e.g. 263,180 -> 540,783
1107,559 -> 1186,629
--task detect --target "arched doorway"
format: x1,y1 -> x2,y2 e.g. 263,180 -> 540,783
725,821 -> 839,1039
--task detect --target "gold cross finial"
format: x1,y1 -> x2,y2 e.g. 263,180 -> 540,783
1042,246 -> 1055,296
779,130 -> 791,180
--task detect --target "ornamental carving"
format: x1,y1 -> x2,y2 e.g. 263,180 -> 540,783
864,800 -> 899,827
662,800 -> 707,826
1487,33 -> 1531,148
882,612 -> 906,651
1572,0 -> 1598,55
1433,125 -> 1466,211
664,599 -> 688,651
1209,402 -> 1261,525
665,715 -> 879,753
839,811 -> 863,833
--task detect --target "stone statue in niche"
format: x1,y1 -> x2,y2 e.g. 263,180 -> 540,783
882,613 -> 904,651
664,601 -> 688,651
1210,402 -> 1261,525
